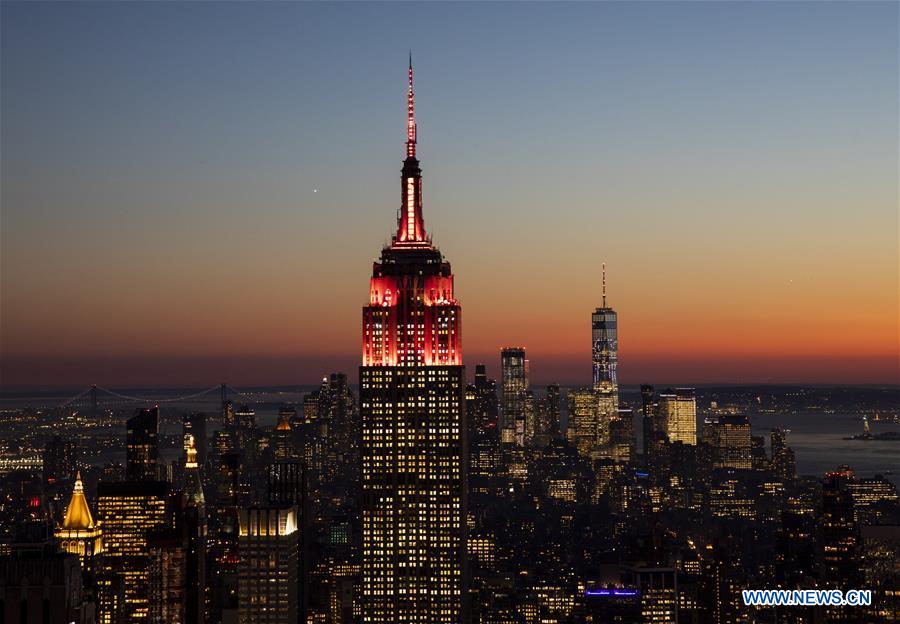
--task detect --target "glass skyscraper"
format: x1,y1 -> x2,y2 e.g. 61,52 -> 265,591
500,347 -> 527,446
592,265 -> 618,454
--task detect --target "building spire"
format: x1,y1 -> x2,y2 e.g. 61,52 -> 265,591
395,54 -> 428,245
602,263 -> 607,308
407,51 -> 416,159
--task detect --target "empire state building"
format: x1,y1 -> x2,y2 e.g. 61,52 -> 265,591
359,58 -> 466,622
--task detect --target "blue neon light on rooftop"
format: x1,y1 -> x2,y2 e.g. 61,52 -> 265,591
584,588 -> 639,597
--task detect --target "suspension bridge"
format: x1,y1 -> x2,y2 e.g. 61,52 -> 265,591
57,383 -> 262,411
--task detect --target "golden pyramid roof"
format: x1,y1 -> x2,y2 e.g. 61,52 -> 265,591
276,413 -> 292,431
62,472 -> 95,530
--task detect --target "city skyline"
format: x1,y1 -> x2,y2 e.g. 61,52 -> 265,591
2,5 -> 900,620
2,1 -> 898,388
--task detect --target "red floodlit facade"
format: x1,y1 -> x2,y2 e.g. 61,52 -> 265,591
361,56 -> 461,368
362,272 -> 461,367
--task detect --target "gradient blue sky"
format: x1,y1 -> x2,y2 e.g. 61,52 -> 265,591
2,1 -> 898,387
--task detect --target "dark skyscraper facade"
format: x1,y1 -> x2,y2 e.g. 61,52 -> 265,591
318,372 -> 359,496
468,364 -> 500,493
500,347 -> 527,446
127,407 -> 160,481
546,383 -> 561,440
641,384 -> 658,465
770,427 -> 796,481
359,59 -> 466,623
43,434 -> 78,486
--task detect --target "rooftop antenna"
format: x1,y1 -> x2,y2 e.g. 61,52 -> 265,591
406,51 -> 416,159
602,263 -> 607,308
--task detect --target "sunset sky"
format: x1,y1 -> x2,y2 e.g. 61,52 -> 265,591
1,2 -> 897,388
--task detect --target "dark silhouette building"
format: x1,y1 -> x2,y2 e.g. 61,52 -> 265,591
0,543 -> 96,624
500,347 -> 527,446
126,407 -> 159,481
